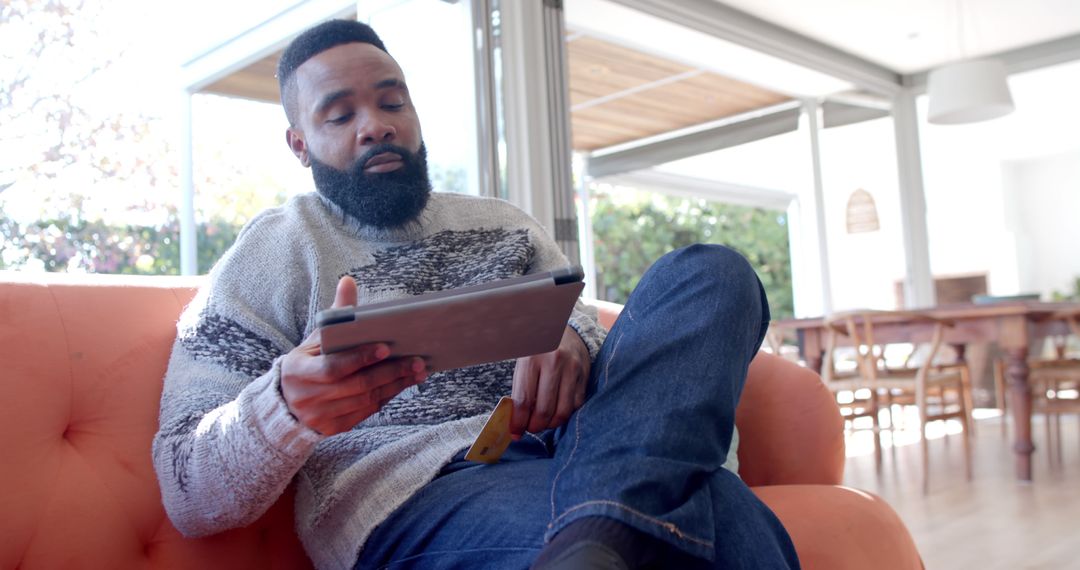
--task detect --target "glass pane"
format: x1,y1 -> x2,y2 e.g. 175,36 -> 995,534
362,0 -> 481,197
587,183 -> 794,318
0,0 -> 484,275
0,1 -> 186,274
191,95 -> 313,274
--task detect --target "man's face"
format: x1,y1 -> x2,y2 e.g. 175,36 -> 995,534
286,43 -> 430,228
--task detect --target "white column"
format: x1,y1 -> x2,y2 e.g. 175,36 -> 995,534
469,0 -> 501,199
498,0 -> 578,262
892,88 -> 935,308
786,197 -> 810,315
574,153 -> 597,300
179,91 -> 197,276
790,99 -> 833,317
500,0 -> 554,230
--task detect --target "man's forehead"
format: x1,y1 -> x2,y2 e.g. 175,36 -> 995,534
294,42 -> 404,93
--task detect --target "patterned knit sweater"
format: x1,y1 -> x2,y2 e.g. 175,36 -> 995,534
151,191 -> 607,570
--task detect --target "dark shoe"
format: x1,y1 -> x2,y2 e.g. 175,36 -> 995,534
532,540 -> 630,570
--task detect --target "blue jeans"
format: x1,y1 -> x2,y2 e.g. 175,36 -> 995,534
356,245 -> 799,569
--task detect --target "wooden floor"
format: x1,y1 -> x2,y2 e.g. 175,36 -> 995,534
841,411 -> 1080,570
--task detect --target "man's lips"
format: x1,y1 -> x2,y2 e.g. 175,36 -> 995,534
363,152 -> 403,173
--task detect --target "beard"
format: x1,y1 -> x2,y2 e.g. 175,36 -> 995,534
310,142 -> 432,229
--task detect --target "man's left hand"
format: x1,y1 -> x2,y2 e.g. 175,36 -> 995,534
510,326 -> 591,439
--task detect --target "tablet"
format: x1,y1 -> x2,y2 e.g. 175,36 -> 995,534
316,266 -> 586,372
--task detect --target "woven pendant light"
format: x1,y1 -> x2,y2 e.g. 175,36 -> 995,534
846,188 -> 880,234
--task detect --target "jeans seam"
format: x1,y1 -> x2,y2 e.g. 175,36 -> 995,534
552,499 -> 714,549
525,431 -> 550,454
601,328 -> 624,390
548,395 -> 586,521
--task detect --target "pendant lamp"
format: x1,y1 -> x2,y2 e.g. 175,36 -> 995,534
927,58 -> 1015,124
926,0 -> 1015,125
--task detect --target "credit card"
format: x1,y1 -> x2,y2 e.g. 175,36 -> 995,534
464,396 -> 514,464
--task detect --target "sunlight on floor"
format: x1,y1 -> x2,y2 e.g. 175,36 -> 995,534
842,413 -> 1080,569
843,406 -> 1004,458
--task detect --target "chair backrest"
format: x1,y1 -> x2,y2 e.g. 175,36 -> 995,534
1058,308 -> 1080,338
0,273 -> 312,570
1047,307 -> 1080,359
822,310 -> 951,385
587,301 -> 845,487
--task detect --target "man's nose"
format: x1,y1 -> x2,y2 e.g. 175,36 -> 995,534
357,117 -> 396,145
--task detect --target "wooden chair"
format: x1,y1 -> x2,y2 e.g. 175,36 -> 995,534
764,323 -> 802,364
995,308 -> 1080,461
821,310 -> 974,494
820,321 -> 883,471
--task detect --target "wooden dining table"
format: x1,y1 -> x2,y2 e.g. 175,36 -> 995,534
774,300 -> 1080,482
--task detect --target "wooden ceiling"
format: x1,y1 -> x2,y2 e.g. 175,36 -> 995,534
566,35 -> 789,150
202,53 -> 282,103
200,32 -> 790,152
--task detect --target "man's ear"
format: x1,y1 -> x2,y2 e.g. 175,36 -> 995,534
286,127 -> 311,167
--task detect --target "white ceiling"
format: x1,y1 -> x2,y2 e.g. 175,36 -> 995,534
716,0 -> 1080,74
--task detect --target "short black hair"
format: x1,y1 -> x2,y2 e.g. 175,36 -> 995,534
277,19 -> 390,126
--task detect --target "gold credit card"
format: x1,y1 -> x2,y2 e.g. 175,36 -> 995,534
464,396 -> 514,464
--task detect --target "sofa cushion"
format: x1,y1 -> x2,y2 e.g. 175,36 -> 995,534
0,273 -> 311,570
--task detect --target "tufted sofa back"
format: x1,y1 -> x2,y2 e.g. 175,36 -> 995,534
0,273 -> 311,570
1,274 -> 843,569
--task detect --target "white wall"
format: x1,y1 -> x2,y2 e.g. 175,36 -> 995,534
819,118 -> 908,310
1002,152 -> 1080,298
919,128 -> 1017,295
919,59 -> 1080,298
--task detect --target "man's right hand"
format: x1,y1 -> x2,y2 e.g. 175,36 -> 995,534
281,276 -> 428,435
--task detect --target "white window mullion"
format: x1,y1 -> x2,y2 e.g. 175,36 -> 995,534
498,0 -> 579,263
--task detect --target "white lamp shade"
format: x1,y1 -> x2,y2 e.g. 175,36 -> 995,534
927,58 -> 1015,125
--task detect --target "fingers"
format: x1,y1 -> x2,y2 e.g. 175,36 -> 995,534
336,357 -> 427,397
528,365 -> 560,434
322,370 -> 423,435
292,276 -> 356,356
303,357 -> 425,405
318,343 -> 393,380
512,349 -> 589,437
285,342 -> 393,384
333,275 -> 358,308
282,328 -> 428,435
510,358 -> 537,439
284,356 -> 428,436
554,371 -> 579,430
319,372 -> 424,428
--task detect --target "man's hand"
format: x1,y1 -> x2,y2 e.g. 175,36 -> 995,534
510,326 -> 591,439
281,276 -> 427,435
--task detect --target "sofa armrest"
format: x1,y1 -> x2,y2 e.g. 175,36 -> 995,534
737,353 -> 846,486
753,485 -> 923,570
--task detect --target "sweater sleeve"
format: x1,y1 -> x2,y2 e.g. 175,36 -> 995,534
151,212 -> 325,537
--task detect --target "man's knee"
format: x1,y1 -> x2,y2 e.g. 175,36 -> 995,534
651,244 -> 768,324
656,244 -> 758,289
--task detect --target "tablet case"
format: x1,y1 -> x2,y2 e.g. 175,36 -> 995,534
316,266 -> 585,372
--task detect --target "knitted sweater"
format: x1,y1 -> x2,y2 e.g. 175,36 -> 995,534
151,191 -> 607,570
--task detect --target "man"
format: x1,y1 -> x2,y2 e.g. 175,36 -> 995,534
153,19 -> 798,570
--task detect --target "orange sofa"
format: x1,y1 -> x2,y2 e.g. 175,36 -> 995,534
1,273 -> 922,569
